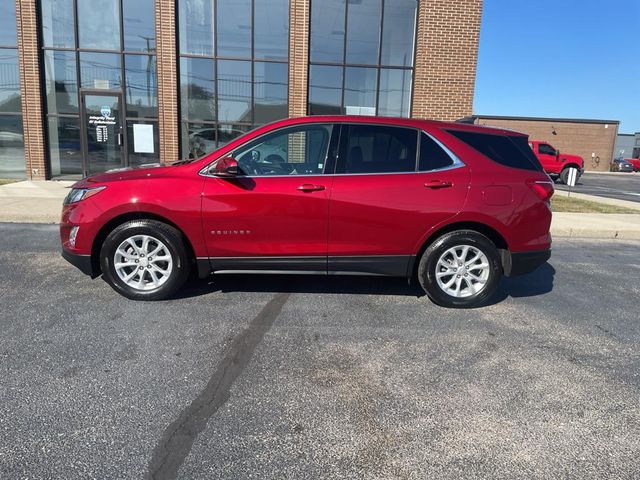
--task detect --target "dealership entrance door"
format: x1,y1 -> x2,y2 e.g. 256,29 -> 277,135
81,92 -> 125,176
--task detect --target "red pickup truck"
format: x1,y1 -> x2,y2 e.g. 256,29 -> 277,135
529,140 -> 584,184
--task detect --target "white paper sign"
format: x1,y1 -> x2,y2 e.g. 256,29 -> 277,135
566,167 -> 578,187
133,124 -> 154,153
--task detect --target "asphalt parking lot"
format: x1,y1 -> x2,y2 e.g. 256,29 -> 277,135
556,172 -> 640,203
1,223 -> 639,479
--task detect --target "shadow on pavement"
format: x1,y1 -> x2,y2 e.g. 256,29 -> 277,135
174,262 -> 556,306
487,262 -> 556,306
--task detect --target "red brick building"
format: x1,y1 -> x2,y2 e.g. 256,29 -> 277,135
1,0 -> 482,180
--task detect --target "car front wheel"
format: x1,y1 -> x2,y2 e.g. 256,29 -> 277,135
418,230 -> 502,308
100,220 -> 190,300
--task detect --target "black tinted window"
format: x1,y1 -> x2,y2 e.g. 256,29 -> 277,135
340,125 -> 417,174
419,133 -> 453,171
538,143 -> 556,155
447,130 -> 542,172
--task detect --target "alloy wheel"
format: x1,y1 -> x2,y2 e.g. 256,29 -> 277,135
113,234 -> 173,291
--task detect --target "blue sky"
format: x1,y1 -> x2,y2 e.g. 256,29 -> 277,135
474,0 -> 640,133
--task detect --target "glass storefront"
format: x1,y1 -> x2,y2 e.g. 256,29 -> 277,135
177,0 -> 289,159
41,0 -> 158,178
0,2 -> 25,178
308,0 -> 417,117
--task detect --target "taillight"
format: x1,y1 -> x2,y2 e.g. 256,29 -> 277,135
526,180 -> 554,202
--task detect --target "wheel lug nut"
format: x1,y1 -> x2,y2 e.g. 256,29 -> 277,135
139,266 -> 143,270
135,259 -> 139,263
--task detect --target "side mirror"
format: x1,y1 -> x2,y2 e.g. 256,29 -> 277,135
555,149 -> 560,158
212,156 -> 239,177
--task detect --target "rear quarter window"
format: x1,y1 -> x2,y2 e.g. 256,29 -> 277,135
447,130 -> 543,172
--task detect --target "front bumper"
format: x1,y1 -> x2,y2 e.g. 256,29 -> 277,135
502,249 -> 551,276
62,249 -> 97,278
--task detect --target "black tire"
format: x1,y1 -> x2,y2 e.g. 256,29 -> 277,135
100,220 -> 191,300
417,230 -> 502,308
559,168 -> 570,185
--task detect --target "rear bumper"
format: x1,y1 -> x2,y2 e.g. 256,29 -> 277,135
502,249 -> 551,276
62,249 -> 97,278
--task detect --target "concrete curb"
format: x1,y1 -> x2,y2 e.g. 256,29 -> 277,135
550,213 -> 640,240
553,190 -> 640,211
582,171 -> 639,176
550,228 -> 640,240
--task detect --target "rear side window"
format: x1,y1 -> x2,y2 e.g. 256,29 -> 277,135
447,130 -> 543,171
339,124 -> 417,174
419,133 -> 454,171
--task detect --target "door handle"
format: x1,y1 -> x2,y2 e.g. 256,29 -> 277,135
424,180 -> 452,189
297,184 -> 325,192
117,133 -> 123,146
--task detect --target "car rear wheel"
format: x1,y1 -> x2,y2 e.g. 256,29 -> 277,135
100,220 -> 190,300
418,230 -> 502,308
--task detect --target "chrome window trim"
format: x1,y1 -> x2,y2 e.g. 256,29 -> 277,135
199,121 -> 336,177
199,122 -> 466,178
421,130 -> 466,172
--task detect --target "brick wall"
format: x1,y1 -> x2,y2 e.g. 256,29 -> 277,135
475,117 -> 619,172
15,0 -> 46,179
288,0 -> 309,118
411,0 -> 482,121
155,0 -> 179,163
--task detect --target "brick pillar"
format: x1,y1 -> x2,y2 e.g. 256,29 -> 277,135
155,0 -> 179,163
411,0 -> 482,121
15,0 -> 46,179
288,0 -> 309,117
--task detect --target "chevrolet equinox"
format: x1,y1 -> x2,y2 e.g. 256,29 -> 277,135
61,116 -> 553,308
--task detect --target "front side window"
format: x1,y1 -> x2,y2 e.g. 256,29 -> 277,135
233,125 -> 333,176
339,124 -> 417,174
538,143 -> 556,155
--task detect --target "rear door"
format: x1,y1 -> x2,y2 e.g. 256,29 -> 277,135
327,124 -> 470,276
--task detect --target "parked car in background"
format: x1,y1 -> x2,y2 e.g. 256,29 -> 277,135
61,116 -> 553,308
610,158 -> 635,172
622,157 -> 640,172
529,140 -> 584,184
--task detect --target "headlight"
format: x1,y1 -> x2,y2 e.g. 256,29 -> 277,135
63,186 -> 106,205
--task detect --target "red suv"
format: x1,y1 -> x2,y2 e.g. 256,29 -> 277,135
61,116 -> 553,308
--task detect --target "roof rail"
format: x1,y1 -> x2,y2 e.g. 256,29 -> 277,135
455,115 -> 477,124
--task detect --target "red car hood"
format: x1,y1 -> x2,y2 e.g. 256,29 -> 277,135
72,163 -> 173,187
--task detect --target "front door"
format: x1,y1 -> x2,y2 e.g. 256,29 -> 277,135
201,123 -> 338,271
81,92 -> 125,176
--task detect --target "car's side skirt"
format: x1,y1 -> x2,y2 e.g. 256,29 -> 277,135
197,255 -> 414,278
